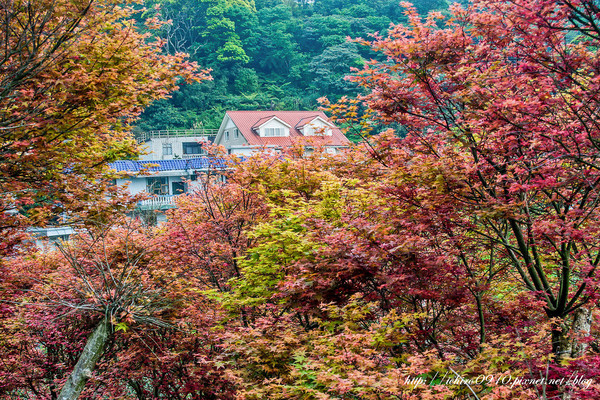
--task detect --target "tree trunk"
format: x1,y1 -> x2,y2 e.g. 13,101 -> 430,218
552,308 -> 592,363
569,308 -> 592,358
551,308 -> 592,400
58,317 -> 110,400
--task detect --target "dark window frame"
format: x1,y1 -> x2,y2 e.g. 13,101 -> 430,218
147,177 -> 169,195
183,141 -> 204,155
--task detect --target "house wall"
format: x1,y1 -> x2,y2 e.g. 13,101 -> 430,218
258,119 -> 290,137
228,146 -> 256,156
117,173 -> 203,196
116,177 -> 146,195
219,118 -> 248,150
139,136 -> 210,160
303,119 -> 332,136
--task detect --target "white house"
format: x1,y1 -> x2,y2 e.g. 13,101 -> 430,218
31,130 -> 222,244
136,128 -> 217,160
213,111 -> 350,156
110,157 -> 227,212
107,129 -> 223,211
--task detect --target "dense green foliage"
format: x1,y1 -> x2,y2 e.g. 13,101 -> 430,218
136,0 -> 449,131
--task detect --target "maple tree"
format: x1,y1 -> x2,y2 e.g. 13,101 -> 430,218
195,0 -> 600,396
0,217 -> 237,399
0,0 -> 207,239
164,170 -> 268,296
9,147 -> 590,398
320,0 -> 600,396
202,149 -> 553,399
0,0 -> 212,397
5,0 -> 600,398
0,168 -> 268,398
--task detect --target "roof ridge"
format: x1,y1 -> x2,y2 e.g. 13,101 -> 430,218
250,115 -> 277,130
295,115 -> 322,128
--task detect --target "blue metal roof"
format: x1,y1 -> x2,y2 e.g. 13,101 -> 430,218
109,157 -> 229,173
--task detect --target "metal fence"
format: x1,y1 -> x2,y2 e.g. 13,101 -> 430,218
136,129 -> 219,143
137,195 -> 177,210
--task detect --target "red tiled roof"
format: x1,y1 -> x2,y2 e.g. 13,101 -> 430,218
251,115 -> 292,131
225,111 -> 351,148
295,115 -> 322,129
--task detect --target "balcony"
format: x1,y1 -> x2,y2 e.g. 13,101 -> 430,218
136,129 -> 218,143
182,153 -> 207,159
137,195 -> 177,211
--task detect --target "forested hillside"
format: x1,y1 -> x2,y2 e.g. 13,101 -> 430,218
136,0 -> 449,131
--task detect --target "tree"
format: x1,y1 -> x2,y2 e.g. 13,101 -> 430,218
0,0 -> 206,240
164,170 -> 268,295
0,0 -> 211,396
0,217 -> 238,399
206,148 -> 559,399
308,42 -> 363,96
145,0 -> 255,65
344,0 -> 600,370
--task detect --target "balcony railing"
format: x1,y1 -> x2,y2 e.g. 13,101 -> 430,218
137,195 -> 177,210
136,129 -> 218,143
181,153 -> 207,159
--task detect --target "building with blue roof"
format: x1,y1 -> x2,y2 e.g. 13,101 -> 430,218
109,157 -> 228,212
32,130 -> 224,245
109,130 -> 226,216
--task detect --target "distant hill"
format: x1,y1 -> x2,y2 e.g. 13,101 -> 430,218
135,0 -> 450,131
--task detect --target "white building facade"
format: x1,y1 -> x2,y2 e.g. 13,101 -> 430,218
110,158 -> 227,212
136,129 -> 217,161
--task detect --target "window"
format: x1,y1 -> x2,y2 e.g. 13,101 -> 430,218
264,127 -> 285,137
162,143 -> 172,156
303,121 -> 332,136
147,177 -> 168,195
172,181 -> 186,195
234,128 -> 239,139
225,131 -> 230,141
182,142 -> 204,155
